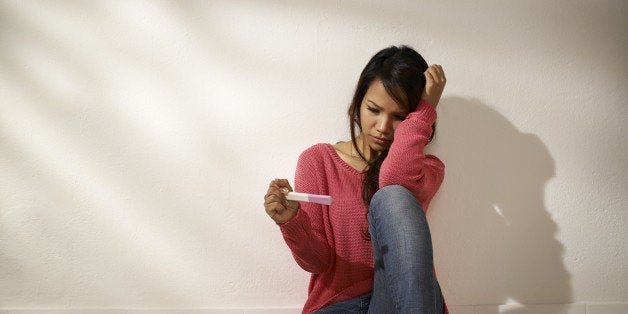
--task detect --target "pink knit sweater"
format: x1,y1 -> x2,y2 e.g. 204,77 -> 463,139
280,100 -> 446,313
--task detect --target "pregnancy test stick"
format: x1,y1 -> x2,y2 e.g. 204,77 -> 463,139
286,192 -> 333,205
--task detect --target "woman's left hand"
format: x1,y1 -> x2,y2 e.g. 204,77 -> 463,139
264,178 -> 300,224
421,64 -> 446,108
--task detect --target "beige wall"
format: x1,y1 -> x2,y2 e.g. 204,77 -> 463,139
1,0 -> 626,313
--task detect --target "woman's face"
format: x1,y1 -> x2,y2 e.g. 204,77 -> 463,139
359,79 -> 408,154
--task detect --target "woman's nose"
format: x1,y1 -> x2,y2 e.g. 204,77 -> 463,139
377,117 -> 393,134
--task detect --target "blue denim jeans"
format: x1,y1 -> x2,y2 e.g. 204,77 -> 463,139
315,185 -> 443,314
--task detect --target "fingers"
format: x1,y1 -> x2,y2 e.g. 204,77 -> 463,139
263,191 -> 287,222
264,178 -> 298,224
264,195 -> 285,218
265,179 -> 291,206
424,69 -> 435,84
265,180 -> 287,207
269,178 -> 293,194
425,64 -> 446,84
422,64 -> 446,108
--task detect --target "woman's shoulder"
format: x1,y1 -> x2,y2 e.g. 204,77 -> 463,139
299,143 -> 334,160
296,143 -> 334,174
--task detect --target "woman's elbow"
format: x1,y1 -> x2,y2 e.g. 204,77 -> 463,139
297,258 -> 330,274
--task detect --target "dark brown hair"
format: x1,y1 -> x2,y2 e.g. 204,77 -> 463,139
347,45 -> 430,205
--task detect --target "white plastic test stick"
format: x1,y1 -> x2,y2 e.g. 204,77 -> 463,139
286,192 -> 333,205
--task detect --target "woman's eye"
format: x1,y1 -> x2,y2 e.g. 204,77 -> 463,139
395,115 -> 406,121
367,107 -> 380,114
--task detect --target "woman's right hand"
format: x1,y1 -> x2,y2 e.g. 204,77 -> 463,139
421,64 -> 446,108
264,178 -> 299,224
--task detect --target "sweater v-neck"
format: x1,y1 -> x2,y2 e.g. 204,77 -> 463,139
326,143 -> 366,176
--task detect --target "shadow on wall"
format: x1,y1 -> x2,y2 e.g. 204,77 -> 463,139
431,97 -> 572,313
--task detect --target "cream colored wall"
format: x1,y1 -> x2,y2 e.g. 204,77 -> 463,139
1,1 -> 626,313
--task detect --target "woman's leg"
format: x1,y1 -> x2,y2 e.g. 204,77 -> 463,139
314,293 -> 371,314
367,185 -> 443,314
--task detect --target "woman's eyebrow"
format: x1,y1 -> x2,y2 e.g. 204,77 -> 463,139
366,99 -> 382,109
367,99 -> 407,115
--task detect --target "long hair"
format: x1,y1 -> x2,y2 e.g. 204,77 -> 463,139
347,45 -> 430,205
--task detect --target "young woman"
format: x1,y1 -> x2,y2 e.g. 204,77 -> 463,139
263,45 -> 447,313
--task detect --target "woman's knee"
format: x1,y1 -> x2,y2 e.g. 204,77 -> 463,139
372,185 -> 413,202
369,185 -> 424,218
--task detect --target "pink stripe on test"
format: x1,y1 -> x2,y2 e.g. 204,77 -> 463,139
308,194 -> 333,205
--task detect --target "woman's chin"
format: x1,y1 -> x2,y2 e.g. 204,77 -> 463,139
368,143 -> 391,153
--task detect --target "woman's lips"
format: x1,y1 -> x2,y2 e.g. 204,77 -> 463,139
371,135 -> 392,145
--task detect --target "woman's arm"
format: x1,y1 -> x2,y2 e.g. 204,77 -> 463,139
277,147 -> 332,274
379,101 -> 444,207
379,65 -> 446,209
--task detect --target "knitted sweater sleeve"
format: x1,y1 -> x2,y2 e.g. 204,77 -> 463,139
278,146 -> 332,274
379,100 -> 445,209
